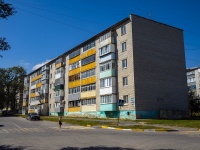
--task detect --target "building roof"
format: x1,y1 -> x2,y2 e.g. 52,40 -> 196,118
28,17 -> 130,75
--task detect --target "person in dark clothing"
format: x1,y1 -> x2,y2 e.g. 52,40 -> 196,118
59,116 -> 62,128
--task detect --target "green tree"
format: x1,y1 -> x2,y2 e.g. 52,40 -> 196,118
0,0 -> 16,57
188,89 -> 200,116
0,66 -> 26,111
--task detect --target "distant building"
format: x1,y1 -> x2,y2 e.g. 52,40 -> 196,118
23,14 -> 189,119
187,67 -> 200,96
22,76 -> 30,115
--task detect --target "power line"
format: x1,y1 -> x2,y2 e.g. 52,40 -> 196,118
8,0 -> 127,16
16,7 -> 96,34
8,0 -> 107,26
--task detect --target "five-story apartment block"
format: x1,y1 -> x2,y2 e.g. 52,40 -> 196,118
24,14 -> 189,119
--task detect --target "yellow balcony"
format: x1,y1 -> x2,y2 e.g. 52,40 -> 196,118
68,107 -> 80,112
55,62 -> 63,69
23,102 -> 28,107
81,48 -> 96,59
36,82 -> 42,88
68,67 -> 80,76
30,93 -> 36,98
28,109 -> 35,113
68,80 -> 81,88
69,55 -> 80,65
31,74 -> 42,82
81,62 -> 96,72
81,76 -> 96,86
81,90 -> 96,99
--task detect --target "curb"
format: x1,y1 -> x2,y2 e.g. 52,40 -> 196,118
101,126 -> 178,132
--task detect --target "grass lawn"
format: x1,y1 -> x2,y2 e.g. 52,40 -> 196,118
16,114 -> 200,129
134,119 -> 200,128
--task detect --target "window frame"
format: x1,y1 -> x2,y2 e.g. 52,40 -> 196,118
122,59 -> 127,68
123,77 -> 128,86
122,42 -> 126,51
121,25 -> 126,35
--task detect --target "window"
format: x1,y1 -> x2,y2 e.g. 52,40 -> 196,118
122,59 -> 127,68
123,77 -> 128,86
81,98 -> 96,105
81,69 -> 95,79
99,44 -> 111,56
123,95 -> 128,104
122,42 -> 126,51
49,104 -> 51,109
51,74 -> 52,79
81,84 -> 96,92
81,55 -> 95,66
83,41 -> 95,52
100,78 -> 112,88
50,94 -> 51,99
99,32 -> 111,42
100,95 -> 113,104
121,25 -> 126,35
100,61 -> 116,72
69,86 -> 80,94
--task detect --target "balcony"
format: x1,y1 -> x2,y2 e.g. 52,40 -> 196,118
31,74 -> 42,82
55,78 -> 64,86
82,105 -> 96,112
68,93 -> 81,101
100,53 -> 116,63
68,67 -> 81,76
36,82 -> 42,89
31,84 -> 36,90
30,93 -> 36,98
100,103 -> 117,111
54,85 -> 64,91
69,55 -> 81,65
42,79 -> 49,84
81,76 -> 96,86
81,90 -> 96,99
100,86 -> 117,95
99,44 -> 115,57
68,107 -> 80,112
55,96 -> 64,102
68,80 -> 81,88
41,87 -> 49,94
55,62 -> 64,69
99,36 -> 114,48
100,69 -> 116,79
54,106 -> 64,113
55,73 -> 64,80
81,48 -> 96,60
81,62 -> 96,72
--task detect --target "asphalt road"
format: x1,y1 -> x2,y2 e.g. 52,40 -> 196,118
0,116 -> 200,150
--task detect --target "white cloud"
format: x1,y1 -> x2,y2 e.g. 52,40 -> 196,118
19,60 -> 30,69
32,59 -> 51,71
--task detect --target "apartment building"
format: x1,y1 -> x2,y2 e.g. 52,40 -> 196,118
24,14 -> 189,119
187,67 -> 200,96
22,76 -> 29,115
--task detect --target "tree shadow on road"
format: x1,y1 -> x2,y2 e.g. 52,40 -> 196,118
60,147 -> 137,150
0,145 -> 31,150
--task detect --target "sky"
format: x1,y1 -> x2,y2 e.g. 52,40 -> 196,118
1,0 -> 200,74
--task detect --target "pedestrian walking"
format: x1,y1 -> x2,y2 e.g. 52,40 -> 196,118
59,116 -> 62,128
